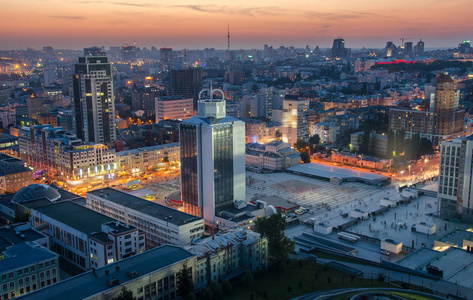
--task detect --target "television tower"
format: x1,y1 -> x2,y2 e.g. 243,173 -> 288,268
227,22 -> 230,60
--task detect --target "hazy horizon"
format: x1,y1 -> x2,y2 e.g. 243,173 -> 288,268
1,0 -> 471,51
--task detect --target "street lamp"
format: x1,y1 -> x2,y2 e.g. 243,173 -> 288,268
408,165 -> 411,176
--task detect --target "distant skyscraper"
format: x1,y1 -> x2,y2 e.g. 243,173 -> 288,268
331,38 -> 347,58
83,47 -> 102,56
179,88 -> 245,224
385,41 -> 396,57
416,39 -> 424,54
72,53 -> 116,143
160,47 -> 173,66
404,42 -> 413,56
121,45 -> 137,62
170,68 -> 203,109
458,41 -> 471,54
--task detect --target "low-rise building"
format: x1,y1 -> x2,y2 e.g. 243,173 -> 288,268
86,188 -> 204,248
30,201 -> 145,271
0,154 -> 33,194
155,96 -> 195,123
116,143 -> 180,173
310,122 -> 340,144
18,245 -> 197,300
245,141 -> 300,170
186,229 -> 268,289
0,242 -> 59,299
350,131 -> 388,157
332,152 -> 391,171
18,125 -> 116,184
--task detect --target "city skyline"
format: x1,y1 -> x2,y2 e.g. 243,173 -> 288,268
2,0 -> 472,50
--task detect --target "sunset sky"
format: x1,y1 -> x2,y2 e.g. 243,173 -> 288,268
1,0 -> 471,50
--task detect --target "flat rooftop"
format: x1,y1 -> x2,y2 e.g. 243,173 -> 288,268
18,245 -> 194,300
0,242 -> 58,273
250,196 -> 300,211
0,224 -> 47,252
88,188 -> 201,226
396,247 -> 442,270
287,163 -> 389,185
33,201 -> 116,234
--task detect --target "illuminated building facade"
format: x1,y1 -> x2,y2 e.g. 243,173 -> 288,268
155,96 -> 195,123
72,52 -> 116,144
179,88 -> 245,224
272,96 -> 310,145
438,135 -> 473,222
389,73 -> 464,145
18,125 -> 116,183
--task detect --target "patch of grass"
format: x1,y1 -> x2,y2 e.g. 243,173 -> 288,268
222,260 -> 390,300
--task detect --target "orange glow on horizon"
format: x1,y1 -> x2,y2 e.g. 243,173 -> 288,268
1,0 -> 470,49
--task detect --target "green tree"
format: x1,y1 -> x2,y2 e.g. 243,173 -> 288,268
387,130 -> 395,157
294,139 -> 309,152
116,287 -> 133,300
309,134 -> 320,145
222,280 -> 232,295
300,152 -> 311,163
360,126 -> 371,154
239,270 -> 255,287
420,138 -> 433,156
177,263 -> 193,298
202,287 -> 213,300
185,292 -> 196,300
209,280 -> 223,299
254,214 -> 295,269
275,130 -> 282,141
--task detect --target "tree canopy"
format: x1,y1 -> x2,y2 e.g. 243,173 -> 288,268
254,214 -> 295,269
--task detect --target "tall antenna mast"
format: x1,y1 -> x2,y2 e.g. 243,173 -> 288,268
227,22 -> 230,58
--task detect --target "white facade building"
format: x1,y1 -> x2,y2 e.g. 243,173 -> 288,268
116,143 -> 180,173
245,141 -> 301,170
86,188 -> 204,248
155,96 -> 195,123
180,88 -> 246,225
272,97 -> 310,145
18,125 -> 116,183
311,122 -> 340,144
30,201 -> 145,271
186,229 -> 268,289
438,135 -> 473,222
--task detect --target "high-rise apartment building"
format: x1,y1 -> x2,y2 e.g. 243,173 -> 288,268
416,39 -> 425,54
131,86 -> 158,116
179,88 -> 245,224
404,42 -> 413,56
432,73 -> 464,144
72,52 -> 116,144
160,47 -> 173,65
331,38 -> 347,58
438,135 -> 473,222
272,96 -> 310,145
389,73 -> 464,145
170,68 -> 202,109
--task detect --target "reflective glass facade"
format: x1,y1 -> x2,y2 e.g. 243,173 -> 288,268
213,124 -> 234,211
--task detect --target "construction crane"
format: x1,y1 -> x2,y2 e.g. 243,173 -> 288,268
400,37 -> 412,48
